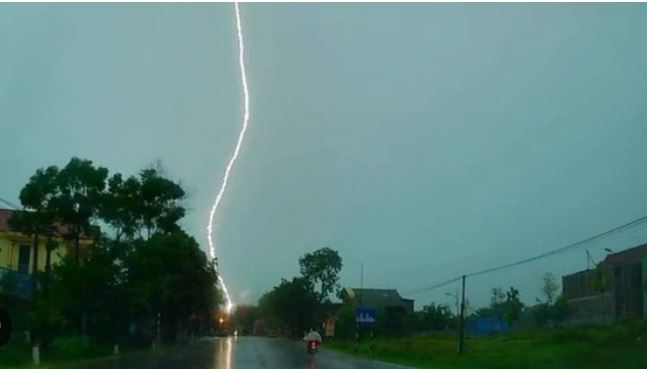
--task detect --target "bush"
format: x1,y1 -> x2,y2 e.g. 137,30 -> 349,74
335,306 -> 356,339
0,340 -> 31,367
48,335 -> 111,362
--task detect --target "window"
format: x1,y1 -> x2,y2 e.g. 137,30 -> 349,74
18,245 -> 30,274
631,265 -> 642,289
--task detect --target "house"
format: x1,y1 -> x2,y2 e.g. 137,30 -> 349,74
0,208 -> 92,299
340,287 -> 414,314
562,243 -> 647,323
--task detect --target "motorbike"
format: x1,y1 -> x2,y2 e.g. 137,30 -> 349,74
306,340 -> 319,355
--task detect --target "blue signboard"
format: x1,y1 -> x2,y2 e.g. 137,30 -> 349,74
0,267 -> 33,300
355,307 -> 376,326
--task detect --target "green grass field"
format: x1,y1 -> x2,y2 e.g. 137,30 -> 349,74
0,336 -> 181,369
329,321 -> 647,369
0,336 -> 115,369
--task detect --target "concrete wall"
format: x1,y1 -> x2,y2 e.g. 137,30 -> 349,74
564,269 -> 616,323
0,232 -> 75,274
567,293 -> 615,324
614,263 -> 644,318
0,238 -> 12,268
564,262 -> 646,322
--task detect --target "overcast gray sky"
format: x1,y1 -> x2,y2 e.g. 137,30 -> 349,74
2,3 -> 647,309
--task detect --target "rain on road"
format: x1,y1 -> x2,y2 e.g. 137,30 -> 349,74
62,337 -> 415,369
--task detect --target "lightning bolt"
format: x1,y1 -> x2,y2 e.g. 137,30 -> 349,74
207,1 -> 250,314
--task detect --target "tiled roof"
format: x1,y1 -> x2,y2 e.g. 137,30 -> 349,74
343,287 -> 410,304
0,208 -> 83,237
346,288 -> 403,300
0,208 -> 14,232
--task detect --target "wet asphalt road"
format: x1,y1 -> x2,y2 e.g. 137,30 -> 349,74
63,337 -> 415,369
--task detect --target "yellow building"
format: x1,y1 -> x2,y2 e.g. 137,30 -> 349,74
0,208 -> 91,275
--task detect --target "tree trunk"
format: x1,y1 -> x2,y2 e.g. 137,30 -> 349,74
31,233 -> 40,298
74,226 -> 80,265
31,232 -> 40,346
44,235 -> 54,297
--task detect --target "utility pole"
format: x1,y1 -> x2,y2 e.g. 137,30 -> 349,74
458,275 -> 466,355
360,262 -> 364,305
356,262 -> 364,348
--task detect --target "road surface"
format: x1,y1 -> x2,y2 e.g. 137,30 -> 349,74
63,337 -> 415,369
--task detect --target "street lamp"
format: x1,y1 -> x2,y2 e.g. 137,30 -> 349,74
446,292 -> 460,353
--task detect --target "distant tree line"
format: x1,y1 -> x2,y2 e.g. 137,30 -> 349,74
462,273 -> 571,331
232,257 -> 572,341
231,247 -> 343,337
386,273 -> 572,338
2,157 -> 221,351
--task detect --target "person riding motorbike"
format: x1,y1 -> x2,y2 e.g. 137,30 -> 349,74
303,328 -> 322,354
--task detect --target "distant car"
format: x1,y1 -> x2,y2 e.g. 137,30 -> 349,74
267,329 -> 278,337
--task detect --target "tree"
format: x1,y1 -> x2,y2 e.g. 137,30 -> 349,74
481,286 -> 524,326
138,167 -> 185,239
502,287 -> 524,325
10,158 -> 224,348
52,230 -> 221,344
51,242 -> 126,341
258,277 -> 317,335
9,166 -> 59,278
126,231 -> 219,342
490,287 -> 505,307
532,273 -> 570,327
333,305 -> 356,339
541,273 -> 559,305
52,158 -> 108,264
476,287 -> 505,319
231,305 -> 258,335
9,166 -> 60,346
552,295 -> 571,324
419,302 -> 454,331
100,173 -> 142,242
298,247 -> 343,303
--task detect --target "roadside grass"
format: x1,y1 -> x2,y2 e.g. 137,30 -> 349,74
0,340 -> 31,368
0,335 -> 176,369
328,321 -> 647,369
0,335 -> 114,369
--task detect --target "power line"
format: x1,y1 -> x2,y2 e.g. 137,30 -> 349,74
467,214 -> 647,278
407,214 -> 647,295
0,196 -> 19,210
406,276 -> 463,295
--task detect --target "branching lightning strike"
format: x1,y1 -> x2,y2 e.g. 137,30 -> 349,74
207,2 -> 250,314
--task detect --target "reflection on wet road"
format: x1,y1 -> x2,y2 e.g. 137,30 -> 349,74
63,337 -> 414,369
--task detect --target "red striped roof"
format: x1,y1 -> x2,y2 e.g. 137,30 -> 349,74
0,208 -> 13,232
602,244 -> 647,265
0,208 -> 83,237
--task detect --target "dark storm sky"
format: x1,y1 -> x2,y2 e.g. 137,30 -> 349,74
2,3 -> 647,308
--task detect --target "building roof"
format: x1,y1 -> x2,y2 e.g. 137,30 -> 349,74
342,287 -> 414,313
562,268 -> 596,279
343,287 -> 413,305
0,208 -> 84,238
0,208 -> 14,232
602,244 -> 647,265
343,287 -> 403,300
